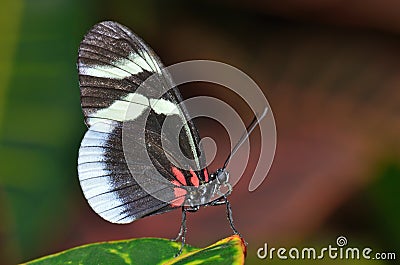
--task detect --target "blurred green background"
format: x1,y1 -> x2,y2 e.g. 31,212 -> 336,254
0,0 -> 399,264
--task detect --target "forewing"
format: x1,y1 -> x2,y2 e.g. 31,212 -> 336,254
77,21 -> 207,223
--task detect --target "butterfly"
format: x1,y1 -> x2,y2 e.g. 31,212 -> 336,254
77,21 -> 262,255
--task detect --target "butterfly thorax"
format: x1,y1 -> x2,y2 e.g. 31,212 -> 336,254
183,168 -> 231,208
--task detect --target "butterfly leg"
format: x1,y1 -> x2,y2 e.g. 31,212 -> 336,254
225,198 -> 241,237
172,207 -> 187,256
172,207 -> 187,242
210,197 -> 247,245
173,206 -> 199,256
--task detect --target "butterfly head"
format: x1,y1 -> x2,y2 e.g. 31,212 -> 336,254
214,168 -> 229,185
213,168 -> 232,198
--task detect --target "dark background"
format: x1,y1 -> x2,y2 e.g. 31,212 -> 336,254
0,0 -> 399,264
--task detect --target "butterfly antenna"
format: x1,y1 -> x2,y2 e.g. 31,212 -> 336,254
223,107 -> 268,170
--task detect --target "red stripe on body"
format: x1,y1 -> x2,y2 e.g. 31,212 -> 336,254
189,169 -> 200,187
171,166 -> 187,185
203,169 -> 209,182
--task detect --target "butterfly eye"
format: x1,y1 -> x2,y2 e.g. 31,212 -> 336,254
216,170 -> 229,184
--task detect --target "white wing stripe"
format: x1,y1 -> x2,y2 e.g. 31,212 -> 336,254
79,146 -> 107,156
79,64 -> 133,79
80,135 -> 108,147
87,192 -> 125,216
78,154 -> 105,164
78,162 -> 107,173
85,122 -> 116,133
130,53 -> 152,72
79,168 -> 110,181
80,176 -> 116,199
143,52 -> 161,73
89,100 -> 148,124
87,92 -> 185,125
117,58 -> 143,75
150,98 -> 180,115
97,203 -> 134,224
79,50 -> 155,80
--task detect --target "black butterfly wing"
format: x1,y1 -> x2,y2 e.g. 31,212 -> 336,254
77,21 -> 208,224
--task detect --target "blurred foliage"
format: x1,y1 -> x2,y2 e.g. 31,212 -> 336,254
323,157 -> 400,255
0,0 -> 94,263
368,159 -> 400,252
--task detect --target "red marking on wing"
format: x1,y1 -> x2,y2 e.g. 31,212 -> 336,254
171,197 -> 185,207
203,169 -> 209,182
171,180 -> 181,186
174,187 -> 187,198
171,187 -> 187,207
189,168 -> 200,187
172,166 -> 187,185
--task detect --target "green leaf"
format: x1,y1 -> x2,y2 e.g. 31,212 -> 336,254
21,235 -> 246,265
164,235 -> 246,265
